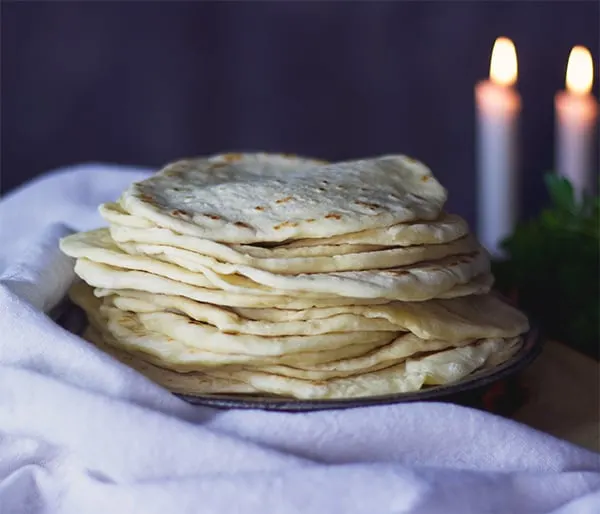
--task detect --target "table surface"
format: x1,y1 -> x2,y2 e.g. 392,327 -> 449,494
512,340 -> 600,453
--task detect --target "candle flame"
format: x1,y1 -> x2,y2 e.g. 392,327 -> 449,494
490,37 -> 518,87
566,46 -> 594,95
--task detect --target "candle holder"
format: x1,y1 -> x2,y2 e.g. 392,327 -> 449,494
492,173 -> 599,360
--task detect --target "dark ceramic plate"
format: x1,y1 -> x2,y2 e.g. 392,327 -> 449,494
52,297 -> 543,412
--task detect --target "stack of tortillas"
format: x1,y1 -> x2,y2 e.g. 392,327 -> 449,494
60,153 -> 529,399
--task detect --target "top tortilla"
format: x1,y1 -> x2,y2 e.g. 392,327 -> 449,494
120,153 -> 447,244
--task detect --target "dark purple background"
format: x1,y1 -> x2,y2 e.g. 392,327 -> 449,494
2,1 -> 598,226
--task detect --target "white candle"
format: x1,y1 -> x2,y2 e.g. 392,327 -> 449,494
475,37 -> 521,259
555,46 -> 598,199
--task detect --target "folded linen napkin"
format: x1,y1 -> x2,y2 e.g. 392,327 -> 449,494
0,164 -> 598,514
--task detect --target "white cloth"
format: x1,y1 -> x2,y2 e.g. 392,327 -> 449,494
0,165 -> 598,514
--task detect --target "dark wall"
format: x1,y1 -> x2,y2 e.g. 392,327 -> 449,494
2,1 -> 598,225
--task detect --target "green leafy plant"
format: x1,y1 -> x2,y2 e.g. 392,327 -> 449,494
492,173 -> 599,360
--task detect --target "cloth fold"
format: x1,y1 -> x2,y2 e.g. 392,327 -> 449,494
0,164 -> 598,514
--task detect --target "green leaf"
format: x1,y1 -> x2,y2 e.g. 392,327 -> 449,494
544,173 -> 576,212
498,172 -> 599,360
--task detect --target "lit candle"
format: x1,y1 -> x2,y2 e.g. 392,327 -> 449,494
475,37 -> 521,258
555,46 -> 598,199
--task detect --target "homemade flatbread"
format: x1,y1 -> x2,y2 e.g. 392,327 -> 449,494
120,153 -> 448,243
74,252 -> 493,304
84,326 -> 259,395
61,151 -> 530,401
72,283 -> 522,388
85,321 -> 521,399
71,283 -> 393,368
119,246 -> 491,300
62,229 -> 487,299
101,201 -> 469,248
202,337 -> 522,399
75,259 -> 390,308
106,289 -> 528,341
64,224 -> 476,276
285,214 -> 469,247
115,232 -> 478,274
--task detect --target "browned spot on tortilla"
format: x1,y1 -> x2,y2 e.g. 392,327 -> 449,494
188,320 -> 203,325
234,221 -> 251,229
203,213 -> 221,220
222,330 -> 240,335
222,153 -> 243,163
273,220 -> 299,230
275,196 -> 294,204
317,187 -> 326,192
322,180 -> 329,184
325,213 -> 342,220
254,206 -> 265,211
140,193 -> 154,202
171,209 -> 189,217
211,162 -> 228,170
421,175 -> 430,182
354,201 -> 380,210
306,218 -> 316,223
